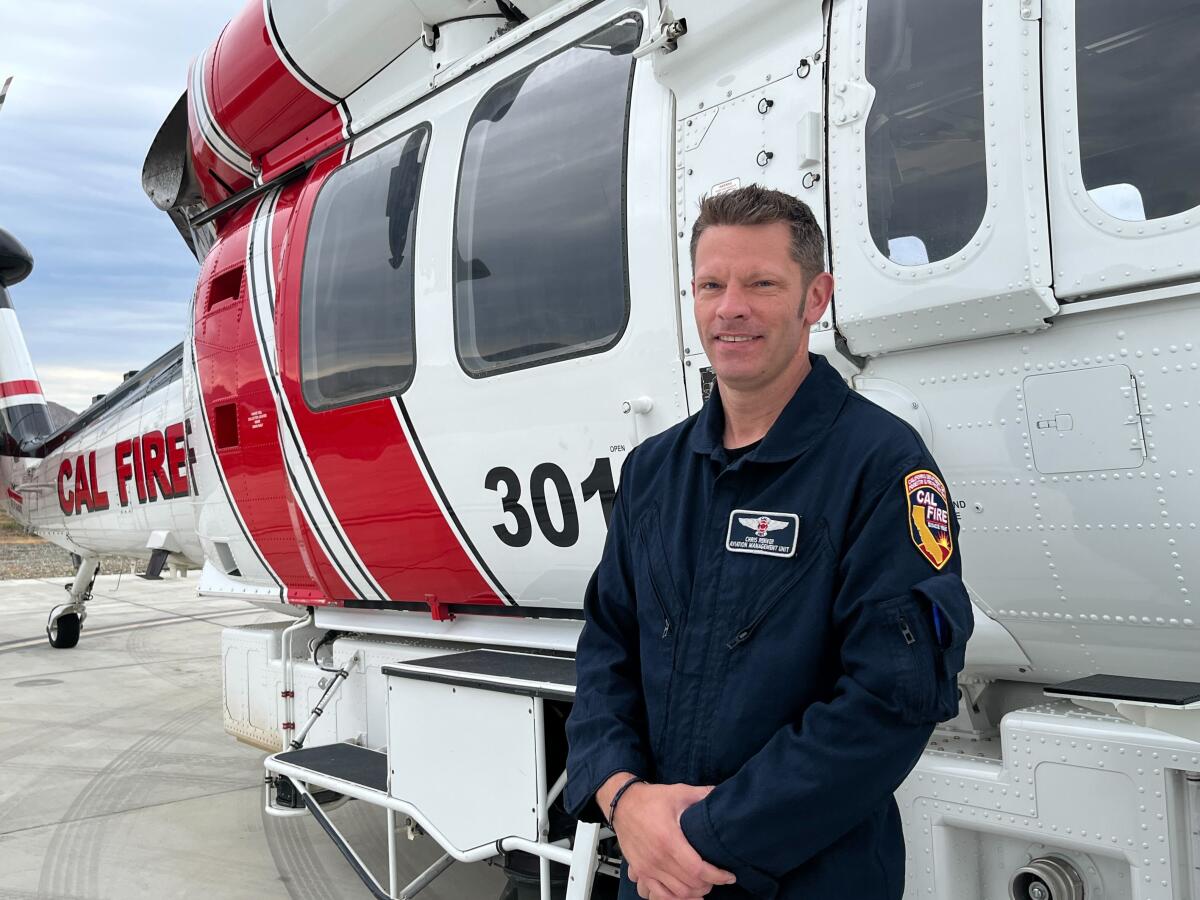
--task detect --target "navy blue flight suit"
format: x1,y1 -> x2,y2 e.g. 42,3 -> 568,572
565,353 -> 973,899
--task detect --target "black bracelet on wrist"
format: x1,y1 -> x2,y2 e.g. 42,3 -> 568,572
607,775 -> 646,826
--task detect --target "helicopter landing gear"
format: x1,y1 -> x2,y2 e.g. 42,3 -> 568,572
46,556 -> 99,649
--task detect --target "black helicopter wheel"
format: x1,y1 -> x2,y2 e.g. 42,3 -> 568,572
47,612 -> 81,649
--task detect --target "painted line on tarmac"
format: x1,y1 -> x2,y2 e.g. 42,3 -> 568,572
0,784 -> 259,840
0,654 -> 215,682
0,607 -> 269,653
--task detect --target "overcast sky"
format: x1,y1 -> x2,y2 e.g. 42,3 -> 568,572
0,1 -> 242,411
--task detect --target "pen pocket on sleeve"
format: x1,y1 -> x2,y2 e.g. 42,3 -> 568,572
871,587 -> 967,725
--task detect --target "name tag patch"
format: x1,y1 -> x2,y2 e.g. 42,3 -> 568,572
726,510 -> 799,557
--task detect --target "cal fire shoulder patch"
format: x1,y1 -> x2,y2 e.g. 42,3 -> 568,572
726,510 -> 799,558
904,469 -> 953,570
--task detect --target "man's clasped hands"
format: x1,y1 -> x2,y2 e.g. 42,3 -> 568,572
597,773 -> 738,900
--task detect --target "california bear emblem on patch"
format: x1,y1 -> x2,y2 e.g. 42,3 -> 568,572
904,469 -> 953,570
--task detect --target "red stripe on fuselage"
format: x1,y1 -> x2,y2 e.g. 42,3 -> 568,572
273,155 -> 503,606
259,106 -> 346,183
207,1 -> 333,163
194,202 -> 352,602
187,57 -> 254,214
0,379 -> 42,399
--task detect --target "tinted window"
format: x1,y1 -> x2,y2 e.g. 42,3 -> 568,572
1077,2 -> 1200,222
454,18 -> 641,377
301,126 -> 429,409
864,0 -> 986,265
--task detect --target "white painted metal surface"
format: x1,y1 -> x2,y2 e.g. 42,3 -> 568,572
0,308 -> 45,409
388,674 -> 541,850
1022,364 -> 1145,474
14,376 -> 202,565
222,619 -> 292,750
268,0 -> 504,100
900,703 -> 1200,899
863,294 -> 1200,687
314,605 -> 583,653
659,0 -> 825,398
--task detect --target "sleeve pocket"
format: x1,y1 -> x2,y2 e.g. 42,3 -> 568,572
866,574 -> 974,724
913,572 -> 973,690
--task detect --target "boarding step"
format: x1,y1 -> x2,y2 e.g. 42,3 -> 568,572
274,742 -> 388,795
265,646 -> 602,900
382,649 -> 577,857
1045,674 -> 1200,708
382,648 -> 576,700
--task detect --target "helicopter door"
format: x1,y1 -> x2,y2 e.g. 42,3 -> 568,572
826,0 -> 1058,358
1043,1 -> 1200,300
653,2 -> 828,407
396,9 -> 685,609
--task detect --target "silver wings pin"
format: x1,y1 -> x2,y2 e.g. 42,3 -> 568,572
739,516 -> 789,533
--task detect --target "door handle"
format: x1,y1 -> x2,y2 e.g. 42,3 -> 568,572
622,396 -> 655,446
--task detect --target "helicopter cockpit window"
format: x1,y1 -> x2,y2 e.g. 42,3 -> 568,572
1076,1 -> 1200,222
864,0 -> 986,266
453,17 -> 641,378
300,125 -> 430,410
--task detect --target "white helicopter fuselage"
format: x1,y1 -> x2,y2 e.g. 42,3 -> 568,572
7,350 -> 201,567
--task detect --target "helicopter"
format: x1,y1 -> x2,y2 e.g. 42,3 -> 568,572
3,0 -> 1200,897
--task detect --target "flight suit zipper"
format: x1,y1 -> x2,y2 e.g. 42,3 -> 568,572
645,556 -> 679,760
725,558 -> 819,650
648,567 -> 673,639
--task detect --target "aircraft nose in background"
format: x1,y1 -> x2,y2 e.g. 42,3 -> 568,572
0,227 -> 34,288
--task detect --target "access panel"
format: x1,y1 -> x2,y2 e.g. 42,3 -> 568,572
1022,365 -> 1145,474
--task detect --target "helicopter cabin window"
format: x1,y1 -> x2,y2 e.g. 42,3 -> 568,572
864,0 -> 986,266
300,125 -> 430,410
1076,1 -> 1200,222
453,17 -> 641,377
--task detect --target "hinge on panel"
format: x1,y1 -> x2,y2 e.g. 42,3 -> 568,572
633,4 -> 687,58
421,22 -> 439,51
1125,373 -> 1149,459
829,80 -> 874,126
1019,0 -> 1042,21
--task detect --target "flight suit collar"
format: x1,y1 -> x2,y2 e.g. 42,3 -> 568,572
689,353 -> 849,464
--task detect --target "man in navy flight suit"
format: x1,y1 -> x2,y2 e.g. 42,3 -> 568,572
565,185 -> 974,899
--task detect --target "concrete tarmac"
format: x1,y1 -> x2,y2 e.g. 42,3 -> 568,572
0,574 -> 508,899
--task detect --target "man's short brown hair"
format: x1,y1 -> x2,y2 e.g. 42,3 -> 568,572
689,184 -> 825,280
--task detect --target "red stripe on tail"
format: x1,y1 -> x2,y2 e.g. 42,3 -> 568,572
0,379 -> 42,399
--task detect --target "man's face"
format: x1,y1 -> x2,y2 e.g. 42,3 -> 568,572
692,221 -> 832,394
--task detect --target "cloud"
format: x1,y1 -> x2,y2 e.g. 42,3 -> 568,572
36,364 -> 127,413
0,0 -> 242,397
